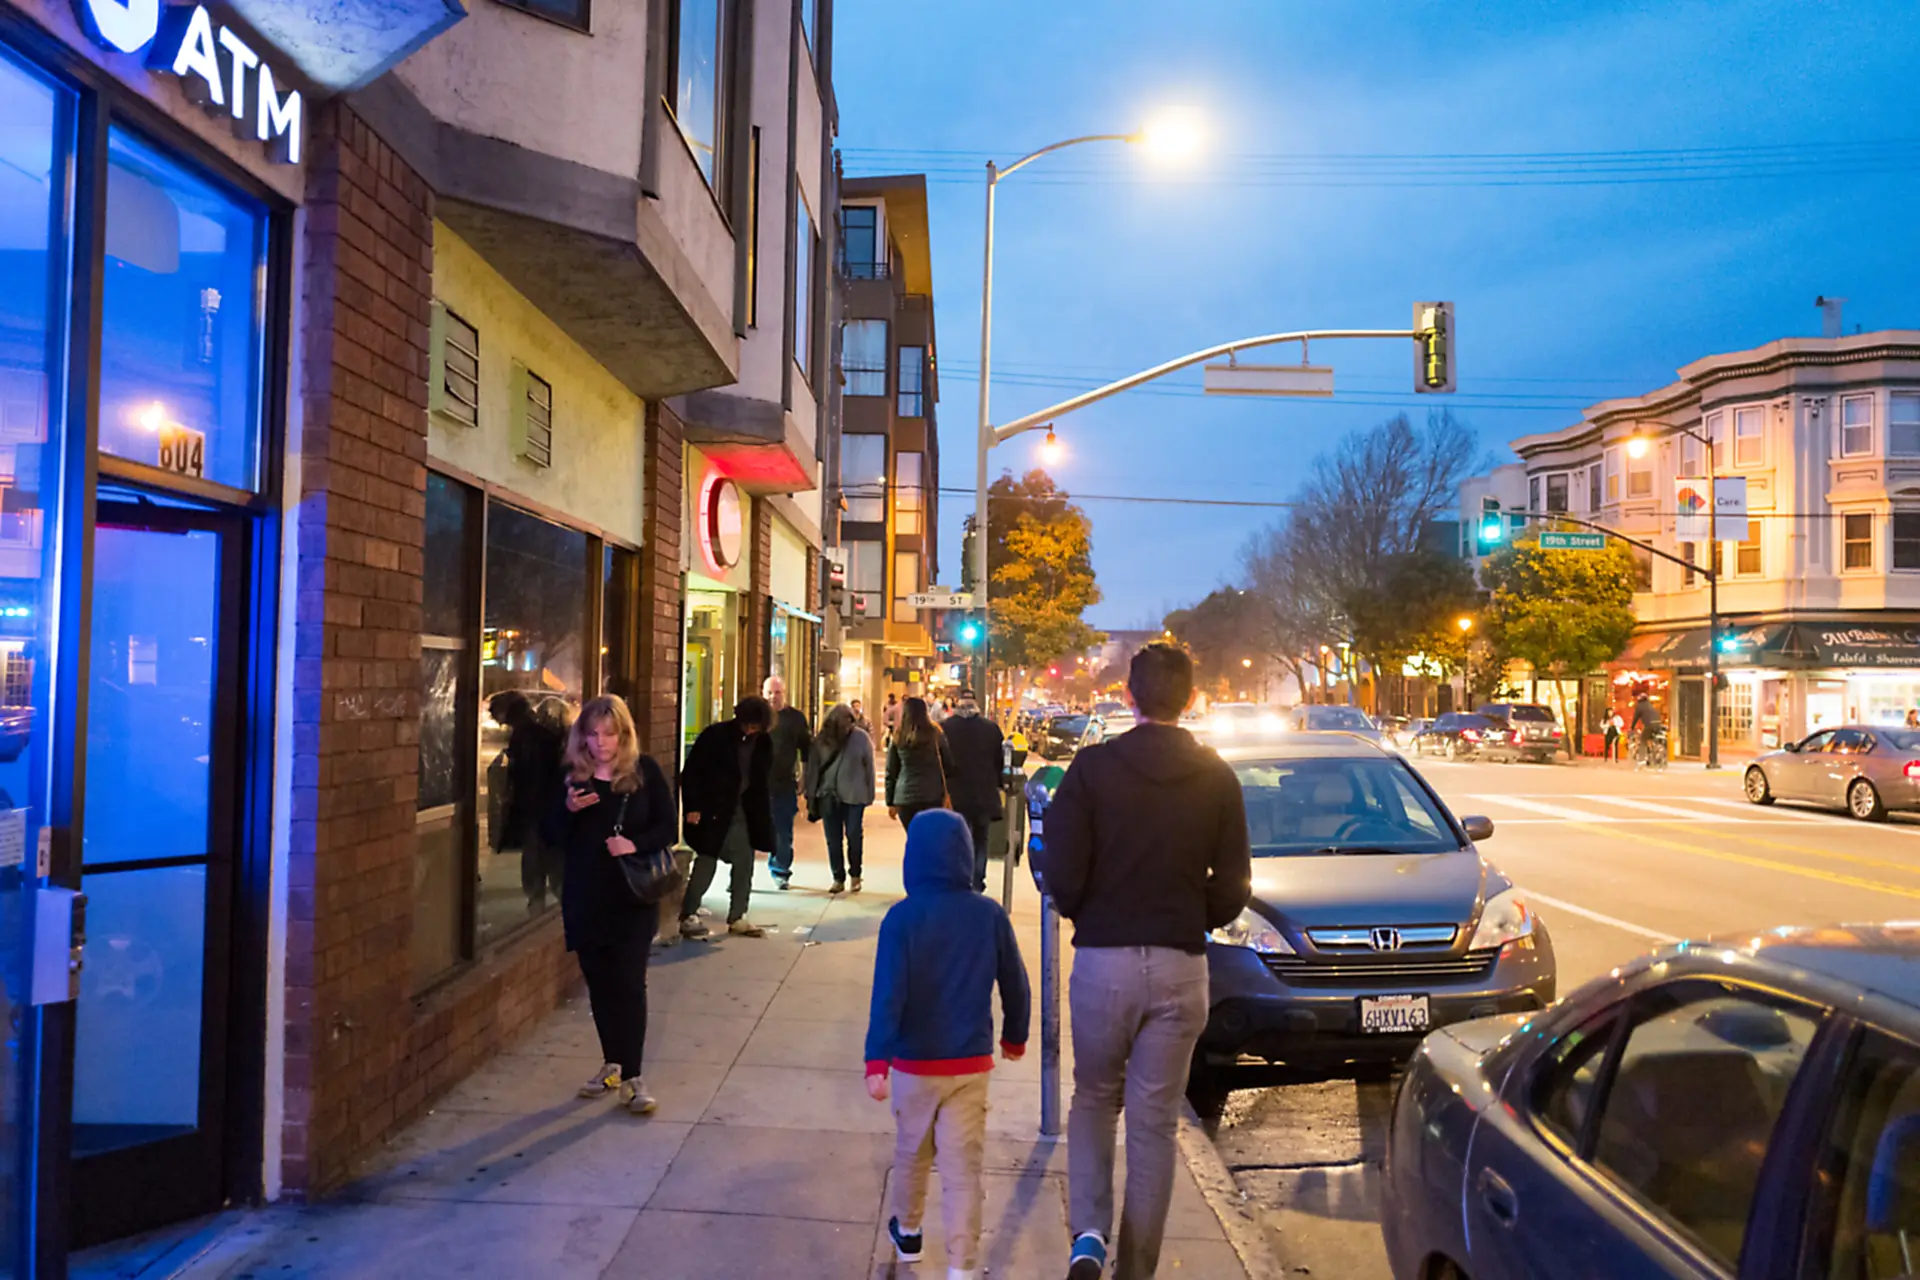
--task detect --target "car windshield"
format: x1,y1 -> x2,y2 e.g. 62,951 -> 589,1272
1233,756 -> 1458,856
1303,706 -> 1374,731
1506,706 -> 1556,722
1054,715 -> 1088,734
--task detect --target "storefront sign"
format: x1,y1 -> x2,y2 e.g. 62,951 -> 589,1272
1715,477 -> 1749,542
697,473 -> 744,574
74,0 -> 304,164
1819,627 -> 1920,668
1674,476 -> 1749,541
1675,478 -> 1710,540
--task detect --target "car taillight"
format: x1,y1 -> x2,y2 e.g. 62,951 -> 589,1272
1905,760 -> 1920,782
1461,729 -> 1480,741
1551,726 -> 1564,738
1511,729 -> 1525,745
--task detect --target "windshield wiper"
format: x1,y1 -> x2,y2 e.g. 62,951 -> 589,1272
1305,845 -> 1411,857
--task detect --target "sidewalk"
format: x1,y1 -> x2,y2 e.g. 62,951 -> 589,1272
81,816 -> 1257,1279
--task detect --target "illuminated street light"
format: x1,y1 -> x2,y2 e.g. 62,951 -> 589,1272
1456,616 -> 1474,632
1038,427 -> 1064,467
1131,106 -> 1207,163
1241,657 -> 1253,668
1626,431 -> 1651,459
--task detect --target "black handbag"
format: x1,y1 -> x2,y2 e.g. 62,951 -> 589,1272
609,793 -> 683,905
806,747 -> 844,824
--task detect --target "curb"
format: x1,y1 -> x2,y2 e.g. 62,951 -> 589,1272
1176,1102 -> 1288,1280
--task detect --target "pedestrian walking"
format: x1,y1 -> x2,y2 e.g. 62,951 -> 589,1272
1035,642 -> 1252,1280
1604,710 -> 1624,762
851,699 -> 871,734
487,690 -> 567,914
803,703 -> 876,893
941,690 -> 1005,892
678,696 -> 775,939
884,692 -> 902,745
550,696 -> 676,1115
886,696 -> 955,832
866,810 -> 1031,1280
764,676 -> 812,891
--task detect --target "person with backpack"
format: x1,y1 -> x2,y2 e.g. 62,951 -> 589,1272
804,703 -> 876,893
549,695 -> 676,1115
866,810 -> 1030,1280
886,696 -> 956,832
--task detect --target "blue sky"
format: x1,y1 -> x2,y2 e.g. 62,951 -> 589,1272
832,0 -> 1920,627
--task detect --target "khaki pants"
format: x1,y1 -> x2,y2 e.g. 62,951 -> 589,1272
890,1070 -> 989,1270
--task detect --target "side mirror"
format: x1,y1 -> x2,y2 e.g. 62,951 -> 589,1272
1784,742 -> 1802,754
1461,815 -> 1495,843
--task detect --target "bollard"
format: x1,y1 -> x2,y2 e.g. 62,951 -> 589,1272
1040,890 -> 1062,1137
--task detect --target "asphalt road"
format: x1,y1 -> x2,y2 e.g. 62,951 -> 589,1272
1210,751 -> 1920,1278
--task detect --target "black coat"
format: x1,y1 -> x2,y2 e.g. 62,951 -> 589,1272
885,728 -> 955,809
681,720 -> 775,861
549,757 -> 677,951
942,711 -> 1004,819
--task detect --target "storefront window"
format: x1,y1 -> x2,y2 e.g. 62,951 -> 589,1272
415,473 -> 474,987
684,589 -> 737,746
98,128 -> 265,491
1719,679 -> 1754,743
770,609 -> 817,723
477,502 -> 587,945
603,544 -> 638,705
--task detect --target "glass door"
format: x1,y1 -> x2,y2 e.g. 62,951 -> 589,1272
68,501 -> 246,1246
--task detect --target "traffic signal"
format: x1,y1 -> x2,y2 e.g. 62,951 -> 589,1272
958,618 -> 983,646
1475,496 -> 1504,554
1414,301 -> 1455,394
825,548 -> 848,615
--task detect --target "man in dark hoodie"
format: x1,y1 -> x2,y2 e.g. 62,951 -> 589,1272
866,810 -> 1030,1279
679,696 -> 776,938
941,690 -> 1005,891
1036,642 -> 1252,1280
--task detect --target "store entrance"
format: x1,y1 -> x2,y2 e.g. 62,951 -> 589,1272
68,501 -> 251,1246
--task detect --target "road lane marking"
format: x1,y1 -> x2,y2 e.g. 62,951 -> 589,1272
1567,796 -> 1741,822
1469,795 -> 1616,821
1522,891 -> 1675,942
1640,822 -> 1920,879
1486,817 -> 1838,826
1694,797 -> 1833,822
1560,820 -> 1920,902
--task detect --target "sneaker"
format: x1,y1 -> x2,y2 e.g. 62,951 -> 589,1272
849,876 -> 863,893
888,1217 -> 923,1264
829,880 -> 845,894
1067,1231 -> 1107,1279
618,1077 -> 658,1115
728,918 -> 766,937
776,876 -> 792,891
679,916 -> 710,940
577,1062 -> 620,1099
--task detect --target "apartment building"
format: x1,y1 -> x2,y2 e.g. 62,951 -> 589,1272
831,175 -> 941,714
0,0 -> 839,1266
1471,329 -> 1920,759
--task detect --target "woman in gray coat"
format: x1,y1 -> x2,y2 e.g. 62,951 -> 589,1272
804,704 -> 876,893
884,696 -> 955,833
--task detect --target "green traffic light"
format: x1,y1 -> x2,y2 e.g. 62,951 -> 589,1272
1479,519 -> 1503,544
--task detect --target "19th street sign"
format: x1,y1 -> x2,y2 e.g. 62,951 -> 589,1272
1539,531 -> 1607,550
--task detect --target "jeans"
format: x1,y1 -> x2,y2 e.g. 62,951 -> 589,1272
895,804 -> 940,835
682,812 -> 756,924
962,809 -> 993,892
575,927 -> 652,1079
1067,945 -> 1210,1280
519,828 -> 562,908
823,799 -> 866,881
891,1071 -> 990,1270
769,790 -> 799,880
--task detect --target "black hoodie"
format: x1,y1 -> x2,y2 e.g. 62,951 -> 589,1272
1036,722 -> 1251,954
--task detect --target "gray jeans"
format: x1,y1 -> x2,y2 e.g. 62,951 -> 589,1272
1067,945 -> 1209,1280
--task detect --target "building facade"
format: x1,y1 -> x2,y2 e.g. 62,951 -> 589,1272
829,175 -> 941,717
1479,329 -> 1920,758
0,0 -> 840,1269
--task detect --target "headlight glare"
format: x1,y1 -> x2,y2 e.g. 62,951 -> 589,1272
1469,888 -> 1534,949
1210,908 -> 1295,954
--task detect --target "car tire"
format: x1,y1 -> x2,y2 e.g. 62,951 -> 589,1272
1850,778 -> 1888,822
1185,1054 -> 1233,1118
1744,767 -> 1775,805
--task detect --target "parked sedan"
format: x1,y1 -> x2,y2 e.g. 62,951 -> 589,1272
1382,924 -> 1920,1280
1744,724 -> 1920,821
1034,713 -> 1089,760
1411,713 -> 1498,759
1195,737 -> 1554,1101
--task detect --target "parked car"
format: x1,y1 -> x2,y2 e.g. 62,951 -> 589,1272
1079,710 -> 1136,748
1194,736 -> 1554,1102
1474,702 -> 1564,763
1092,699 -> 1127,718
1744,724 -> 1920,820
1035,713 -> 1089,760
1382,923 -> 1920,1280
1287,703 -> 1386,745
1412,712 -> 1501,759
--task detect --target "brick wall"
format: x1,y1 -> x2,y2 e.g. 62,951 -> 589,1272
288,102 -> 581,1197
640,402 -> 686,770
745,501 -> 772,689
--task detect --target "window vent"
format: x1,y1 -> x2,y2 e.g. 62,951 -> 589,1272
428,302 -> 481,429
511,363 -> 553,469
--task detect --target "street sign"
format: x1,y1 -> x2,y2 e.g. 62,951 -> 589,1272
907,590 -> 979,610
1202,362 -> 1334,397
1539,531 -> 1607,550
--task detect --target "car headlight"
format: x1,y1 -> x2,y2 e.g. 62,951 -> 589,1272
1209,908 -> 1295,954
1257,713 -> 1284,735
1210,718 -> 1236,738
1469,888 -> 1534,950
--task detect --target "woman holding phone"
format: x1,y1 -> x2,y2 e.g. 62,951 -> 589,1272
551,695 -> 675,1114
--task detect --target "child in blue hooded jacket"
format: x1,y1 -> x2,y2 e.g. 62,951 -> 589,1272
866,809 -> 1031,1279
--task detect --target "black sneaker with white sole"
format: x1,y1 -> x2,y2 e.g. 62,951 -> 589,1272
888,1216 -> 923,1263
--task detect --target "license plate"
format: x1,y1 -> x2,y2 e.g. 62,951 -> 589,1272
1359,994 -> 1431,1034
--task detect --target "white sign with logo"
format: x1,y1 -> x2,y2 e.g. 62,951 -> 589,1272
74,0 -> 304,164
1714,476 -> 1749,542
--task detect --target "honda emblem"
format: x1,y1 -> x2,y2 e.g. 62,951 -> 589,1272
1369,927 -> 1403,952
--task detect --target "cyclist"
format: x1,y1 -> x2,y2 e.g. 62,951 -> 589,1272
1628,693 -> 1665,767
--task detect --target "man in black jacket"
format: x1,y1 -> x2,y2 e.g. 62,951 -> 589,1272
941,690 -> 1005,892
1035,643 -> 1251,1280
679,696 -> 776,938
763,676 -> 812,890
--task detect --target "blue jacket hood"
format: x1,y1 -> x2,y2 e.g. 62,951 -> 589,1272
904,809 -> 974,894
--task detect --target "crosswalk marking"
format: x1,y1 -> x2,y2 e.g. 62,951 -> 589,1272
1693,796 -> 1838,823
1468,795 -> 1616,821
1567,796 -> 1742,822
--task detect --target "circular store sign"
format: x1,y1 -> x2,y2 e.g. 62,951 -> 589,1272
700,474 -> 744,573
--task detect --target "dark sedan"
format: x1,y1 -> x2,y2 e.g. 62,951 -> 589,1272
1035,713 -> 1089,760
1412,712 -> 1500,759
1382,924 -> 1920,1280
1194,737 -> 1555,1102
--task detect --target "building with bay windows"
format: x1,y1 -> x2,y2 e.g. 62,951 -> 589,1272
830,175 -> 941,716
1475,328 -> 1920,760
0,0 -> 841,1269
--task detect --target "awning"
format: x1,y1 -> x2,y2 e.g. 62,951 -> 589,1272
1635,619 -> 1920,671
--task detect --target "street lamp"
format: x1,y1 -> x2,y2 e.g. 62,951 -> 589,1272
1456,616 -> 1474,632
973,117 -> 1205,714
1629,424 -> 1723,770
1037,427 -> 1063,467
1241,657 -> 1253,668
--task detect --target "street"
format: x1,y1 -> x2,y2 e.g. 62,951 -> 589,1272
1210,752 -> 1920,1278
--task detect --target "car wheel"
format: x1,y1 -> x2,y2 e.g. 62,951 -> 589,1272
1185,1054 -> 1233,1118
1850,778 -> 1888,822
1744,767 -> 1775,805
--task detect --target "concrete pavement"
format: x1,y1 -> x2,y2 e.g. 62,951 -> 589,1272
79,815 -> 1257,1279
